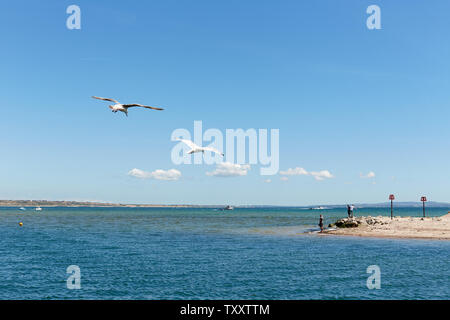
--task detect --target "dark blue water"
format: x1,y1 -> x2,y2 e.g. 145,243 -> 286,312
0,207 -> 449,299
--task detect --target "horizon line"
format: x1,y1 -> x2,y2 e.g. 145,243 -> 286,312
1,199 -> 450,208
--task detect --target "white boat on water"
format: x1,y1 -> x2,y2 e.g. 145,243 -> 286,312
19,207 -> 26,211
224,205 -> 234,210
35,207 -> 43,211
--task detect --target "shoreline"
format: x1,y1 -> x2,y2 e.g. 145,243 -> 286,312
320,230 -> 450,241
0,200 -> 217,208
320,214 -> 450,241
0,204 -> 194,208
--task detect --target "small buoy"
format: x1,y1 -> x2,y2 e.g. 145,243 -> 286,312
19,222 -> 23,227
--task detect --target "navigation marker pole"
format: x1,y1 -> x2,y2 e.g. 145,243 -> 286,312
421,196 -> 427,217
389,194 -> 395,220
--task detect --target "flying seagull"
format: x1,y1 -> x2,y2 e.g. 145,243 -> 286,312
92,96 -> 164,116
176,139 -> 224,156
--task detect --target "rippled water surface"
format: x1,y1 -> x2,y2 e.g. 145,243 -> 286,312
0,207 -> 449,299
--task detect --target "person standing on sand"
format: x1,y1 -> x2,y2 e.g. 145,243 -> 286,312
318,215 -> 324,233
350,204 -> 355,218
347,205 -> 351,218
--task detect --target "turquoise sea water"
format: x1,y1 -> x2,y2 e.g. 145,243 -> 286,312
0,206 -> 449,300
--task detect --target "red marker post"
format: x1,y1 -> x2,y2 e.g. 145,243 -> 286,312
421,196 -> 427,217
389,194 -> 395,219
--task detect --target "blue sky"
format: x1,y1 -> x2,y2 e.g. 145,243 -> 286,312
1,0 -> 449,205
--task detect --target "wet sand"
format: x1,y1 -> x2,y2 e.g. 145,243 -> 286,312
323,213 -> 450,240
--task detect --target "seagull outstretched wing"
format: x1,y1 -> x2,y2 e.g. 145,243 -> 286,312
92,96 -> 119,103
176,139 -> 199,150
203,146 -> 224,156
123,104 -> 164,111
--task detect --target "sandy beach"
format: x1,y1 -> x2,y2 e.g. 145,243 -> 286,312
323,213 -> 450,240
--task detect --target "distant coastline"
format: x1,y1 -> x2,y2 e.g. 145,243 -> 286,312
1,200 -> 450,208
0,200 -> 193,208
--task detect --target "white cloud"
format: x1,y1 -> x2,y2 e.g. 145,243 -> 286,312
360,171 -> 376,179
279,167 -> 334,181
310,170 -> 334,181
128,168 -> 181,181
264,179 -> 272,183
206,162 -> 250,177
279,167 -> 308,176
280,177 -> 289,181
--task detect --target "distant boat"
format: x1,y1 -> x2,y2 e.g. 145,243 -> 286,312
311,206 -> 327,210
19,207 -> 26,211
35,207 -> 43,211
224,205 -> 234,210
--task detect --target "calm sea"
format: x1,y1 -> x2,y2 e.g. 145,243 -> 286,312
0,206 -> 449,299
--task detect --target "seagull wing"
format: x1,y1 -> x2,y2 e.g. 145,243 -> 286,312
92,96 -> 119,103
122,104 -> 164,111
176,139 -> 199,150
203,146 -> 224,156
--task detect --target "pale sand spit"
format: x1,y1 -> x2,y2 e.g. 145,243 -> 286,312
322,213 -> 450,240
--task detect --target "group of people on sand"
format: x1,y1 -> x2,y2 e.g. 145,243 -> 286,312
317,204 -> 355,233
